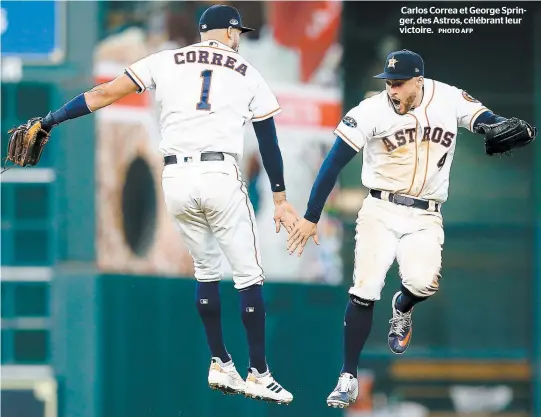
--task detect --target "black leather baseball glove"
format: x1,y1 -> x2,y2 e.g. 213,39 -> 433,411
475,117 -> 537,156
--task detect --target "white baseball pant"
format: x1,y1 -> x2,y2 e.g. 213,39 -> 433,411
349,193 -> 444,301
161,153 -> 264,289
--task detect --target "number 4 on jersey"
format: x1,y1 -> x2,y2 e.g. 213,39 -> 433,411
197,70 -> 213,111
437,152 -> 448,170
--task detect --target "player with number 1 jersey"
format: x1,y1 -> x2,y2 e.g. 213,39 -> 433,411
126,33 -> 279,158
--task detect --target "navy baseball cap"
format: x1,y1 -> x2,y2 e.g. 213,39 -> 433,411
199,5 -> 254,34
374,50 -> 424,80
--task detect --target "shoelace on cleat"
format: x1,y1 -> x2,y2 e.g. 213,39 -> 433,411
337,375 -> 351,393
389,311 -> 412,337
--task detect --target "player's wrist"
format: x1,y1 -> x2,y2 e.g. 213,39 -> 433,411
40,112 -> 57,132
273,191 -> 287,205
303,213 -> 319,224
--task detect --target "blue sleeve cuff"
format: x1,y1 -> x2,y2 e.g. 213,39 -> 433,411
252,117 -> 285,192
43,93 -> 91,130
304,137 -> 357,223
473,110 -> 507,131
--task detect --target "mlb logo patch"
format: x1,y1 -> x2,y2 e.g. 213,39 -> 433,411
342,116 -> 357,128
246,307 -> 255,313
184,157 -> 193,162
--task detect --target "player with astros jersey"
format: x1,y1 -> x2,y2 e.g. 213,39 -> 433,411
286,49 -> 537,408
14,4 -> 297,405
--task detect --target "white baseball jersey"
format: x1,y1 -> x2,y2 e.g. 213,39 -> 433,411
125,40 -> 281,158
334,78 -> 488,202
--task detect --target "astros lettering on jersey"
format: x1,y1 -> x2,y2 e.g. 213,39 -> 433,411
125,40 -> 281,158
334,79 -> 487,202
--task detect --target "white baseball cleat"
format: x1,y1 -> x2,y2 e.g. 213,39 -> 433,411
326,372 -> 359,408
244,367 -> 293,404
208,357 -> 246,395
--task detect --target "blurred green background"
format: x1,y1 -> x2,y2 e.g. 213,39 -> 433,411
1,1 -> 540,417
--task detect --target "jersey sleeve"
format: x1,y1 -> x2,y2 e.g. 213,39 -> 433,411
333,102 -> 373,152
455,88 -> 489,132
125,53 -> 158,94
249,79 -> 281,122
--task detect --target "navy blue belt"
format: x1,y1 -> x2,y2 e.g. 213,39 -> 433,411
164,152 -> 225,165
370,189 -> 440,212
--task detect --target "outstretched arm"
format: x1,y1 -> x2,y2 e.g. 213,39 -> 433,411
41,74 -> 139,131
287,136 -> 357,256
304,137 -> 358,224
3,73 -> 140,170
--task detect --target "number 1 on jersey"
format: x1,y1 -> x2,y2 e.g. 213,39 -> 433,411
197,70 -> 213,111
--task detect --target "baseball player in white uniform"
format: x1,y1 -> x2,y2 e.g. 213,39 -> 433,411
26,4 -> 296,405
286,49 -> 537,408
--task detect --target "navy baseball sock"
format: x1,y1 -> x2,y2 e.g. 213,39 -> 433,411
239,284 -> 267,374
395,285 -> 427,313
195,281 -> 230,363
341,296 -> 375,377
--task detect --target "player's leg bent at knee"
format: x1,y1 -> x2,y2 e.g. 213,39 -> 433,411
388,228 -> 443,354
396,227 -> 443,305
394,284 -> 430,313
387,277 -> 439,354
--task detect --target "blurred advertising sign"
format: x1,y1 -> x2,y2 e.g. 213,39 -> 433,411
269,1 -> 342,83
273,84 -> 342,131
0,1 -> 65,64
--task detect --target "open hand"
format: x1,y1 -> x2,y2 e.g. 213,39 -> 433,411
287,218 -> 320,256
273,201 -> 299,233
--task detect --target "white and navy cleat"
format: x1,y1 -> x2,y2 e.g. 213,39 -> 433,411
244,367 -> 293,404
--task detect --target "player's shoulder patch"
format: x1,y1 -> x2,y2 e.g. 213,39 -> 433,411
342,116 -> 357,128
462,90 -> 480,103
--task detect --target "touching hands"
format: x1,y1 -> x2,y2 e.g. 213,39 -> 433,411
273,192 -> 300,233
287,218 -> 320,257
